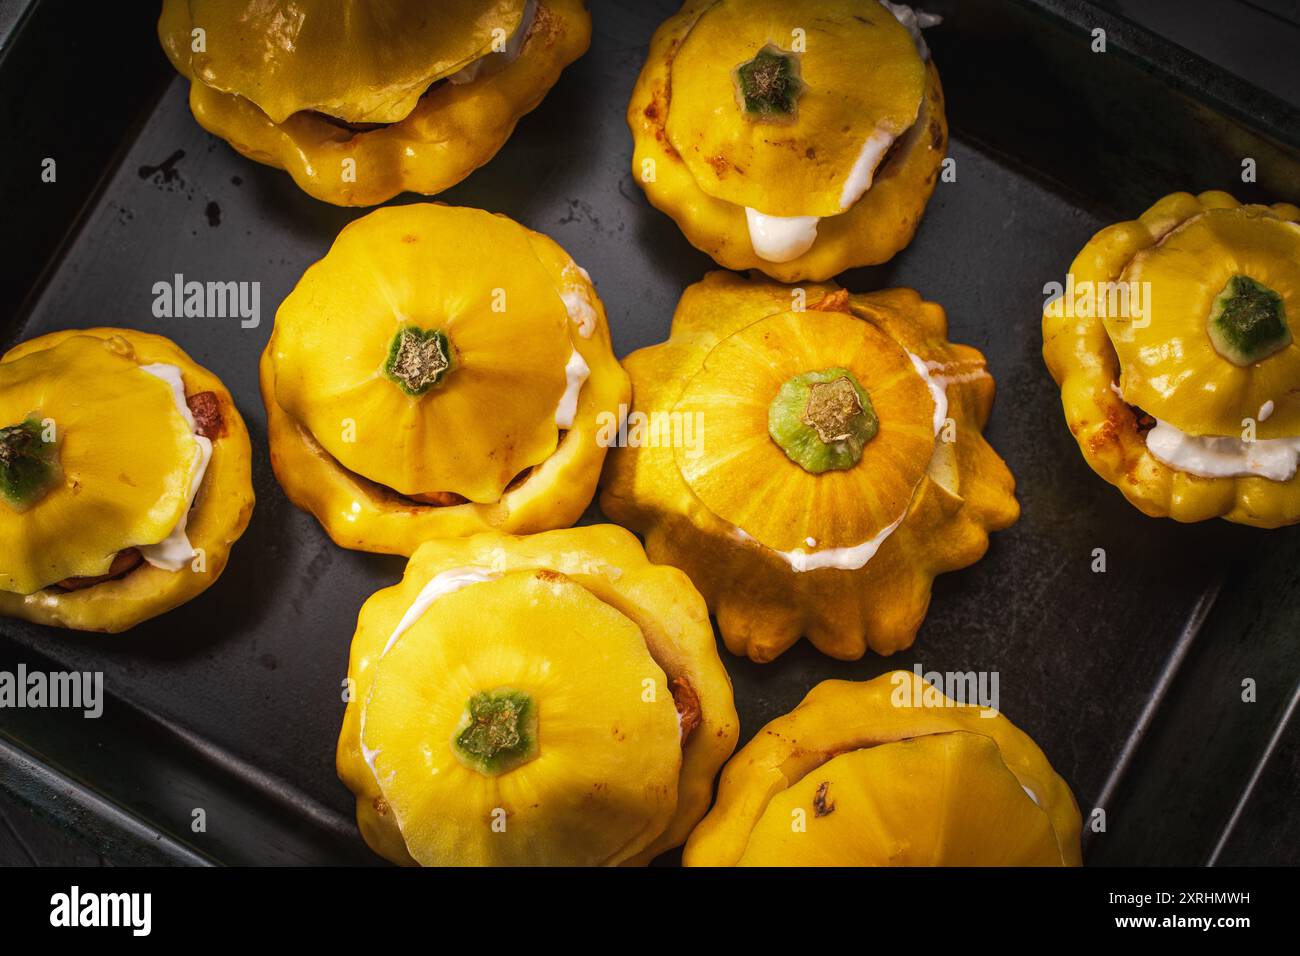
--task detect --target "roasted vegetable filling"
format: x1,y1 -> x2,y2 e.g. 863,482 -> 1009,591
670,676 -> 702,744
56,549 -> 144,592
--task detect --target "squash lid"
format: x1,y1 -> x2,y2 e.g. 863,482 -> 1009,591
666,0 -> 926,217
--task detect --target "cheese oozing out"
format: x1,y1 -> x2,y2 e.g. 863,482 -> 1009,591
364,564 -> 504,780
136,363 -> 212,572
881,1 -> 943,61
362,566 -> 501,779
1145,419 -> 1300,482
1109,382 -> 1300,481
744,208 -> 820,262
366,281 -> 593,508
447,0 -> 537,86
553,275 -> 594,428
555,349 -> 590,428
561,263 -> 599,339
381,567 -> 502,659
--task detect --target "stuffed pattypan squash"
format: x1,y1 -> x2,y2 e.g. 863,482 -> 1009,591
262,203 -> 629,555
685,670 -> 1082,866
336,524 -> 739,866
1043,191 -> 1300,526
0,329 -> 254,632
629,0 -> 947,282
600,271 -> 1018,662
158,0 -> 590,206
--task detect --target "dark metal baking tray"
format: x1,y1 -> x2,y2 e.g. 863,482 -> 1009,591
0,0 -> 1297,866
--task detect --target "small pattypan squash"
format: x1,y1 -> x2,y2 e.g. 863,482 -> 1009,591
628,0 -> 947,282
1043,191 -> 1300,526
684,670 -> 1082,866
158,0 -> 590,206
263,203 -> 629,555
600,271 -> 1018,662
0,329 -> 254,632
336,524 -> 739,866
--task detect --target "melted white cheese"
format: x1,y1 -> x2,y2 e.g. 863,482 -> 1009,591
448,0 -> 536,85
1110,382 -> 1300,480
744,208 -> 819,262
560,263 -> 598,339
839,128 -> 899,209
381,567 -> 501,659
551,267 -> 596,427
136,363 -> 212,572
926,360 -> 991,388
736,512 -> 905,572
882,3 -> 942,61
910,352 -> 949,435
1146,419 -> 1300,481
555,349 -> 590,428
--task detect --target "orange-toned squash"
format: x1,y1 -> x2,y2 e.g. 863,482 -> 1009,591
601,271 -> 1018,661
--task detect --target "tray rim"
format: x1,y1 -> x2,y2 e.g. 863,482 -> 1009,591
1,0 -> 1298,866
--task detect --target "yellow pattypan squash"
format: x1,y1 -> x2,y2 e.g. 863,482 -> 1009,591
336,524 -> 739,866
601,271 -> 1018,662
684,670 -> 1082,867
0,329 -> 254,632
1043,191 -> 1300,526
158,0 -> 590,206
263,203 -> 629,555
629,0 -> 947,281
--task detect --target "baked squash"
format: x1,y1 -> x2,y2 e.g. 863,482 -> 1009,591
0,329 -> 254,632
158,0 -> 590,206
262,203 -> 629,555
1043,191 -> 1300,526
600,271 -> 1018,662
685,670 -> 1082,866
336,524 -> 739,866
628,0 -> 947,281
